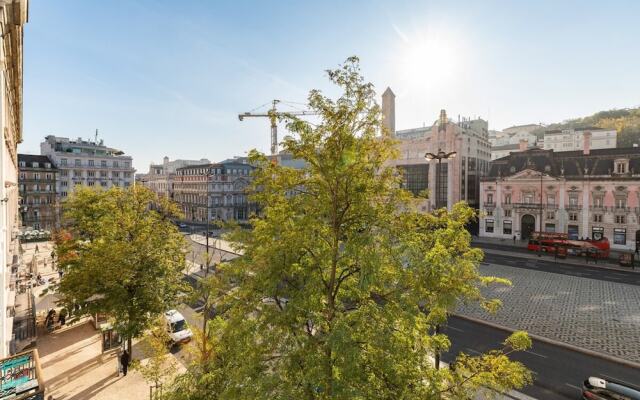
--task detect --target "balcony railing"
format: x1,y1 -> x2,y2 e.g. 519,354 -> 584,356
483,202 -> 496,208
565,204 -> 582,210
513,203 -> 542,209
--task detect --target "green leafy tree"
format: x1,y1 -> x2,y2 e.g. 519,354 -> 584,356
165,57 -> 532,400
55,185 -> 188,351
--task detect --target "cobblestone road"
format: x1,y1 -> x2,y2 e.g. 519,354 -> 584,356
457,262 -> 640,363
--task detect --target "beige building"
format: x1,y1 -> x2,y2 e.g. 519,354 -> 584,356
18,154 -> 58,230
543,127 -> 616,152
40,135 -> 135,199
173,161 -> 256,224
141,156 -> 209,200
0,0 -> 28,358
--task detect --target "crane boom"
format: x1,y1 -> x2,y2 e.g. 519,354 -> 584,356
238,99 -> 316,155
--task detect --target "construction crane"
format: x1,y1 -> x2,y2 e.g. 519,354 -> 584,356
238,99 -> 317,155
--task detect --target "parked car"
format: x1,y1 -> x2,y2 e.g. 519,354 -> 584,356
582,376 -> 640,399
164,309 -> 193,345
178,223 -> 188,229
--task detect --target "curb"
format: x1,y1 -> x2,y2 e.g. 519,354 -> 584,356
480,247 -> 640,275
452,313 -> 640,370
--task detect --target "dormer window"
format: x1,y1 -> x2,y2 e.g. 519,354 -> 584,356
614,158 -> 629,174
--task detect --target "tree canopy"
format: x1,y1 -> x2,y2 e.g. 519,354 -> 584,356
55,185 -> 187,348
165,57 -> 532,400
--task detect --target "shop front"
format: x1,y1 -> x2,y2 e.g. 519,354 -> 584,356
0,349 -> 45,400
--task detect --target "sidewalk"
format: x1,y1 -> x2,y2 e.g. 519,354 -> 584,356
473,236 -> 639,274
39,319 -> 184,400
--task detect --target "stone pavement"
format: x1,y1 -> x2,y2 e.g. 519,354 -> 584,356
457,262 -> 640,363
39,319 -> 185,400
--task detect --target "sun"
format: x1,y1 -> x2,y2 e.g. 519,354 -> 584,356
395,26 -> 461,91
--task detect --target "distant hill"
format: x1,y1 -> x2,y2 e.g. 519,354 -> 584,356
531,107 -> 640,148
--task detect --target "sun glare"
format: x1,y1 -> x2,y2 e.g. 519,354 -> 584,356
395,26 -> 462,91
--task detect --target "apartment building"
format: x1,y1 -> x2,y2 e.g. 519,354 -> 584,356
543,127 -> 616,152
173,161 -> 255,223
0,0 -> 28,358
40,135 -> 135,199
141,156 -> 209,200
18,155 -> 58,230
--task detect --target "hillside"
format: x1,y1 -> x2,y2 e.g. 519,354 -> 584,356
531,107 -> 640,147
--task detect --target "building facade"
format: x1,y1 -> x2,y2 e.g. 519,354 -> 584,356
18,155 -> 57,230
543,127 -> 616,152
141,156 -> 209,200
40,135 -> 135,199
0,0 -> 28,358
389,108 -> 491,212
479,141 -> 640,251
173,161 -> 255,223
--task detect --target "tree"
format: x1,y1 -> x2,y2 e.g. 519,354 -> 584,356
165,57 -> 532,399
55,185 -> 188,351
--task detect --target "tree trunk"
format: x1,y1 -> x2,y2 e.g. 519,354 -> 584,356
128,336 -> 133,354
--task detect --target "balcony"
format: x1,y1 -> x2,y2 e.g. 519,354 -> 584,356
612,206 -> 631,213
565,204 -> 582,211
513,203 -> 542,210
483,202 -> 496,208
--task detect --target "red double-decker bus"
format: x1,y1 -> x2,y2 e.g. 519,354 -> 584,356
527,232 -> 610,258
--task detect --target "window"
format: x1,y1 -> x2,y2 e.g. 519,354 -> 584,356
46,173 -> 52,180
569,195 -> 578,206
113,172 -> 120,178
88,171 -> 95,177
615,198 -> 626,209
569,213 -> 578,221
61,170 -> 68,177
545,223 -> 555,233
125,162 -> 130,168
101,160 -> 107,167
547,211 -> 555,220
45,163 -> 51,168
615,215 -> 625,224
485,219 -> 494,233
503,220 -> 512,235
88,181 -> 95,187
100,182 -> 108,187
61,191 -> 68,197
504,210 -> 511,217
614,228 -> 626,245
34,173 -> 40,180
487,193 -> 493,204
616,163 -> 626,174
74,170 -> 82,177
88,160 -> 94,166
124,182 -> 130,187
19,161 -> 26,167
75,159 -> 81,166
504,194 -> 511,204
486,210 -> 493,216
61,181 -> 68,187
124,172 -> 131,178
61,159 -> 68,166
594,214 -> 602,223
100,171 -> 107,177
113,161 -> 119,168
546,194 -> 554,205
19,173 -> 25,180
593,197 -> 603,207
523,193 -> 533,204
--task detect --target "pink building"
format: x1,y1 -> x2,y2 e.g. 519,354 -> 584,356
388,108 -> 492,212
479,138 -> 640,251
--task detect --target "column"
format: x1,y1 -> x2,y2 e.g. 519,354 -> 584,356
582,181 -> 590,238
558,181 -> 566,233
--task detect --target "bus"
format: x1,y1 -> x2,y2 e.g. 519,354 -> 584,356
527,232 -> 610,259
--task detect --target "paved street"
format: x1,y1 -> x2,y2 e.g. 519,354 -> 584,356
483,251 -> 640,285
456,261 -> 640,363
443,316 -> 640,400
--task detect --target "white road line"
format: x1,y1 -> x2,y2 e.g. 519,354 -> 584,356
601,374 -> 637,388
524,349 -> 548,359
564,383 -> 581,392
447,325 -> 464,333
465,347 -> 482,355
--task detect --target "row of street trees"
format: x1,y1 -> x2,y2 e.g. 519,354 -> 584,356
55,57 -> 533,399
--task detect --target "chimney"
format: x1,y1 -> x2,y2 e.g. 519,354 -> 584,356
381,87 -> 396,136
583,131 -> 591,155
519,139 -> 528,151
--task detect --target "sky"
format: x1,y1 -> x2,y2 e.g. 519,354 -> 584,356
22,0 -> 640,171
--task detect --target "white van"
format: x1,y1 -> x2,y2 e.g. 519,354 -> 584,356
164,309 -> 193,344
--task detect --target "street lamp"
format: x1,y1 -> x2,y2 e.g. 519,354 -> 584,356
423,148 -> 456,370
424,149 -> 457,209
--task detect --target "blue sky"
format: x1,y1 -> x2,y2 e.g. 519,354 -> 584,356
22,0 -> 640,171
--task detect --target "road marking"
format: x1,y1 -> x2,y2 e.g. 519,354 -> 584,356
601,374 -> 637,388
447,325 -> 464,333
565,383 -> 582,392
524,349 -> 547,359
465,347 -> 482,355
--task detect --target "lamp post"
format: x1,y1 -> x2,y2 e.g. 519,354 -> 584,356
423,148 -> 456,370
424,149 -> 457,210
